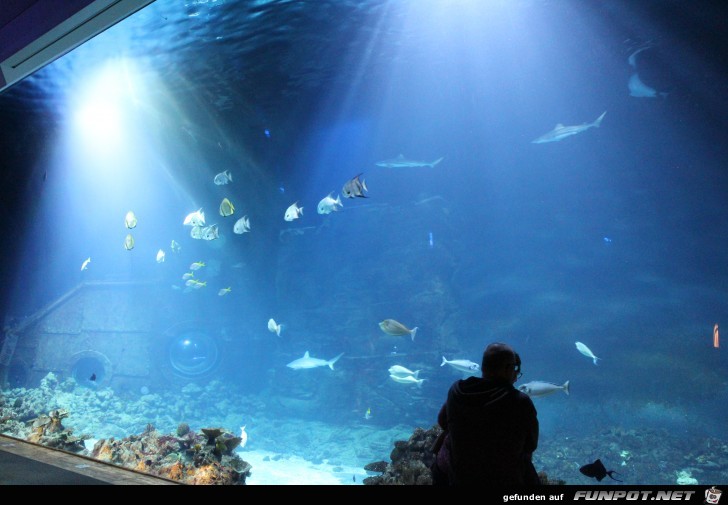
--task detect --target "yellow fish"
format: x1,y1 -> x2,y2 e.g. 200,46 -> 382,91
190,261 -> 205,271
218,287 -> 232,296
378,319 -> 418,341
219,197 -> 235,217
364,408 -> 372,420
124,234 -> 135,250
124,211 -> 137,229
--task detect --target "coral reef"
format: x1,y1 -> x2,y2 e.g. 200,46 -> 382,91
87,423 -> 251,484
363,426 -> 440,485
0,373 -> 252,485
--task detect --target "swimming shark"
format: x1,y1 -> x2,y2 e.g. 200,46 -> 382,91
531,111 -> 607,144
375,154 -> 444,168
286,351 -> 344,370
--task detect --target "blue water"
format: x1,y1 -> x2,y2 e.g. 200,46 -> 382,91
1,0 -> 727,485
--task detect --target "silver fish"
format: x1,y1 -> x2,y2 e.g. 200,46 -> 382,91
440,356 -> 480,375
389,374 -> 424,387
375,154 -> 444,169
317,192 -> 343,214
342,174 -> 368,198
201,224 -> 219,241
575,341 -> 600,365
388,365 -> 420,378
214,170 -> 233,185
233,215 -> 251,234
284,202 -> 303,221
518,380 -> 570,398
531,111 -> 606,143
183,208 -> 205,227
124,211 -> 138,229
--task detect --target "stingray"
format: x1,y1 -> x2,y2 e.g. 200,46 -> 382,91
579,459 -> 623,482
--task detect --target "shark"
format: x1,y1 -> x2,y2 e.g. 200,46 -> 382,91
286,351 -> 344,370
375,154 -> 444,168
531,111 -> 607,144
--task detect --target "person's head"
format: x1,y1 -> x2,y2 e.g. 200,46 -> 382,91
481,342 -> 521,383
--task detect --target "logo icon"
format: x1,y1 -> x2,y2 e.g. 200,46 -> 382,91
706,487 -> 722,505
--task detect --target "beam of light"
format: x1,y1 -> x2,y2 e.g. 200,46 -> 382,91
70,58 -> 138,157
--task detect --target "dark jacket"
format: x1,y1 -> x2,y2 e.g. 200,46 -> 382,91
438,376 -> 539,486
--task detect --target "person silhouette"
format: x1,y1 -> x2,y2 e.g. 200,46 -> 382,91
432,342 -> 540,486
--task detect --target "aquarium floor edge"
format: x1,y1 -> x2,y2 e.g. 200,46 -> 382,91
0,434 -> 180,485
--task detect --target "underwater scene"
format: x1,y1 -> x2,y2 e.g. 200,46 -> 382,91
0,0 -> 727,486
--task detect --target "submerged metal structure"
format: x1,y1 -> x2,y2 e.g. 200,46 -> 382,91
0,281 -> 223,391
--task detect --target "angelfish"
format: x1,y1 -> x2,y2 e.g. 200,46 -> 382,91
124,211 -> 137,229
268,318 -> 284,336
342,173 -> 368,198
575,341 -> 600,365
284,201 -> 303,221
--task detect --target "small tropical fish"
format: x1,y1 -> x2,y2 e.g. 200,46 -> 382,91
388,365 -> 420,378
183,208 -> 205,227
286,351 -> 344,370
89,373 -> 96,382
268,318 -> 284,336
182,272 -> 195,280
214,170 -> 233,185
124,234 -> 135,251
389,374 -> 424,387
531,111 -> 606,144
191,280 -> 206,289
284,201 -> 303,222
375,154 -> 444,169
156,249 -> 165,263
200,224 -> 219,241
518,380 -> 570,398
81,257 -> 91,271
364,408 -> 372,420
218,287 -> 231,296
317,192 -> 343,214
239,425 -> 248,448
378,319 -> 418,341
233,215 -> 251,234
579,459 -> 622,482
170,240 -> 181,253
342,173 -> 368,198
124,211 -> 137,229
575,341 -> 600,365
440,356 -> 480,375
714,323 -> 720,349
219,197 -> 235,217
190,261 -> 205,271
190,226 -> 203,240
